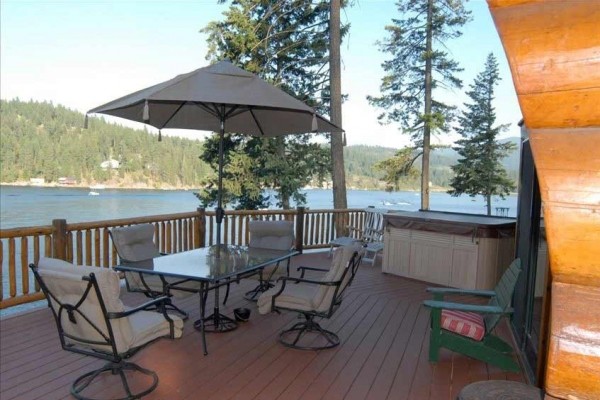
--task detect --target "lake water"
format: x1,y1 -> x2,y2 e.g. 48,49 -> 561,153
0,185 -> 517,229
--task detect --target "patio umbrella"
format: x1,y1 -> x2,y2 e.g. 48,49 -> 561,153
86,60 -> 343,247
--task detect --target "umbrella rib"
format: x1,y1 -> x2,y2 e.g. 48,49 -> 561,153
248,108 -> 266,136
194,102 -> 220,118
223,105 -> 241,119
159,102 -> 187,130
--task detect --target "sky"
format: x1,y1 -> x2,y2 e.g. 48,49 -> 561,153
0,0 -> 523,149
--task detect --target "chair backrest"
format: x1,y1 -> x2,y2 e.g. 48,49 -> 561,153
109,224 -> 160,263
248,220 -> 295,251
31,257 -> 134,358
485,258 -> 522,332
361,208 -> 385,243
314,243 -> 365,315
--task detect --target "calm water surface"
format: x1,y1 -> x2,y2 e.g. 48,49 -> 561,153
0,185 -> 516,229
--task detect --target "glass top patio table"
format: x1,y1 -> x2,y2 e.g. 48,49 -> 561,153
114,244 -> 299,355
114,244 -> 298,283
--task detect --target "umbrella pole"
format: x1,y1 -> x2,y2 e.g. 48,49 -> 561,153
216,117 -> 225,249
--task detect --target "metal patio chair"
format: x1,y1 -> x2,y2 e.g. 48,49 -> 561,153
30,257 -> 183,400
257,243 -> 365,350
244,220 -> 295,301
329,207 -> 385,266
109,224 -> 202,318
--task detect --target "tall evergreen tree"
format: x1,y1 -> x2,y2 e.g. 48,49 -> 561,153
329,0 -> 348,233
448,53 -> 516,215
199,0 -> 347,210
367,0 -> 470,210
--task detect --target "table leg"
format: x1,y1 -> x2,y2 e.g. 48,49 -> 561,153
194,281 -> 237,335
193,283 -> 208,355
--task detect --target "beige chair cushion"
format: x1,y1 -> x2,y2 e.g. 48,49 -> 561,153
249,220 -> 294,250
249,220 -> 295,280
257,243 -> 363,315
257,283 -> 318,314
110,224 -> 161,262
37,257 -> 182,355
312,244 -> 364,312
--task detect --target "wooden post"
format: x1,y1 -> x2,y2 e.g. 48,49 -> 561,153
295,207 -> 305,254
52,219 -> 68,260
196,207 -> 206,248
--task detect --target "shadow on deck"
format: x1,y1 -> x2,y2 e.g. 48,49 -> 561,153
0,251 -> 524,400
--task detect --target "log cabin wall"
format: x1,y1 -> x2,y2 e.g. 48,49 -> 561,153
487,1 -> 600,399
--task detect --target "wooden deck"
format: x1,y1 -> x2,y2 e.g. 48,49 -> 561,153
0,251 -> 525,400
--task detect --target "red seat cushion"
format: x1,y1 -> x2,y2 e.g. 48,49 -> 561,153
440,310 -> 486,341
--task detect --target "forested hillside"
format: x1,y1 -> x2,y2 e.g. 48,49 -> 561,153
0,99 -> 210,188
0,99 -> 519,190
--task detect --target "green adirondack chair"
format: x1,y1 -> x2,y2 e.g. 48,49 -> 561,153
424,259 -> 522,372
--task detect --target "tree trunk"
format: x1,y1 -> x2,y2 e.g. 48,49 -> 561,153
486,194 -> 491,216
276,136 -> 290,209
329,0 -> 348,233
421,0 -> 434,211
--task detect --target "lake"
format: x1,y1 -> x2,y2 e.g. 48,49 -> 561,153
0,185 -> 517,229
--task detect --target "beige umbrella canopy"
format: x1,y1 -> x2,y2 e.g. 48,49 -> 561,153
87,60 -> 342,245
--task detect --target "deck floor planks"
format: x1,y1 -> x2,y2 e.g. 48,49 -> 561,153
0,251 -> 528,400
406,317 -> 434,400
344,300 -> 410,400
250,290 -> 375,400
321,298 -> 400,400
386,304 -> 431,400
296,295 -> 392,400
364,300 -> 422,400
274,294 -> 383,400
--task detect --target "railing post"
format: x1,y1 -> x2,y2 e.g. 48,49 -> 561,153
52,219 -> 68,260
296,207 -> 304,254
196,207 -> 206,248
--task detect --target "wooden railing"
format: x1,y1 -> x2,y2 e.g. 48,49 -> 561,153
0,207 -> 366,309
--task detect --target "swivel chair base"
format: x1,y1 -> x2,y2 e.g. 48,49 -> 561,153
279,315 -> 340,350
71,360 -> 158,400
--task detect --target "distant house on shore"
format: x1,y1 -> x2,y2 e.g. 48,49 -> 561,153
58,177 -> 77,185
100,159 -> 120,170
29,178 -> 45,186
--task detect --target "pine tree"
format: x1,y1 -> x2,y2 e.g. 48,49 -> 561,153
368,0 -> 470,210
199,0 -> 347,210
448,53 -> 516,215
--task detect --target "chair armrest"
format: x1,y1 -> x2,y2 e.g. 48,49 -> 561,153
297,265 -> 328,278
423,300 -> 512,315
278,276 -> 339,287
107,296 -> 171,319
427,287 -> 497,298
297,266 -> 328,272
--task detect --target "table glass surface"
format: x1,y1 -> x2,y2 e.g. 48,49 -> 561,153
114,245 -> 296,282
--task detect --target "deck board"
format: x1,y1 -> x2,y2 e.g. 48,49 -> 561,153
0,251 -> 527,400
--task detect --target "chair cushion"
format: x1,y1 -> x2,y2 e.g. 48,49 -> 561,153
257,282 -> 318,314
313,244 -> 364,312
37,257 -> 182,354
249,220 -> 294,251
441,309 -> 486,341
111,224 -> 161,262
127,309 -> 183,349
37,258 -> 132,353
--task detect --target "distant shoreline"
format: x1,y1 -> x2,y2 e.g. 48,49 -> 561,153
0,181 -> 197,191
